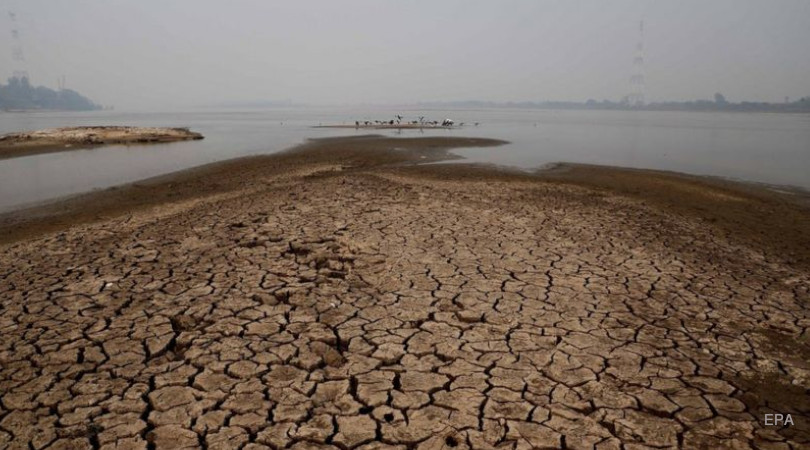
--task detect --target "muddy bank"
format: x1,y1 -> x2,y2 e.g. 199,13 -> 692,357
0,135 -> 808,448
0,126 -> 204,159
0,135 -> 503,245
3,134 -> 806,269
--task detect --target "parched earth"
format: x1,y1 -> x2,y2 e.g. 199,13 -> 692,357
0,136 -> 808,449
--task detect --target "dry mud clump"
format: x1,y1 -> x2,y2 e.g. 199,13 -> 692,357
0,136 -> 808,449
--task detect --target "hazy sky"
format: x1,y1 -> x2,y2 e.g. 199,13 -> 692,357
2,0 -> 809,109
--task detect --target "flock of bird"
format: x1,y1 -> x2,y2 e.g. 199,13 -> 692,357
354,115 -> 480,128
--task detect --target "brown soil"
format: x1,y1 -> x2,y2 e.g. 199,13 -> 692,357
0,135 -> 808,449
0,126 -> 204,160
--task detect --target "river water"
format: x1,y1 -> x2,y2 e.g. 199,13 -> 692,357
1,107 -> 808,212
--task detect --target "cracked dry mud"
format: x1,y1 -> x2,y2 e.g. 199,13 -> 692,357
1,136 -> 808,449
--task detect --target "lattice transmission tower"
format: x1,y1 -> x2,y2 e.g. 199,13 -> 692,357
8,10 -> 29,81
626,20 -> 645,106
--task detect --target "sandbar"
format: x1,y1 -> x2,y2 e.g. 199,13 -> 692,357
0,126 -> 204,160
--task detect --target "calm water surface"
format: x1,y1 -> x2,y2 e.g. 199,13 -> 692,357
1,108 -> 808,212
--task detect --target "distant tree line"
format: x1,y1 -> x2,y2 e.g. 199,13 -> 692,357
417,94 -> 810,113
0,76 -> 100,111
642,93 -> 810,113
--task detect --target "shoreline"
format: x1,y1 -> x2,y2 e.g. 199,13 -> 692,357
536,161 -> 810,207
0,136 -> 498,244
2,135 -> 808,262
1,135 -> 808,447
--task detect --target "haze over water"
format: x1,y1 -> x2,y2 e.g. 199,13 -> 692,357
1,107 -> 808,212
3,1 -> 809,108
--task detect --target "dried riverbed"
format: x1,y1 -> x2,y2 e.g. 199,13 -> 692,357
0,135 -> 808,449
